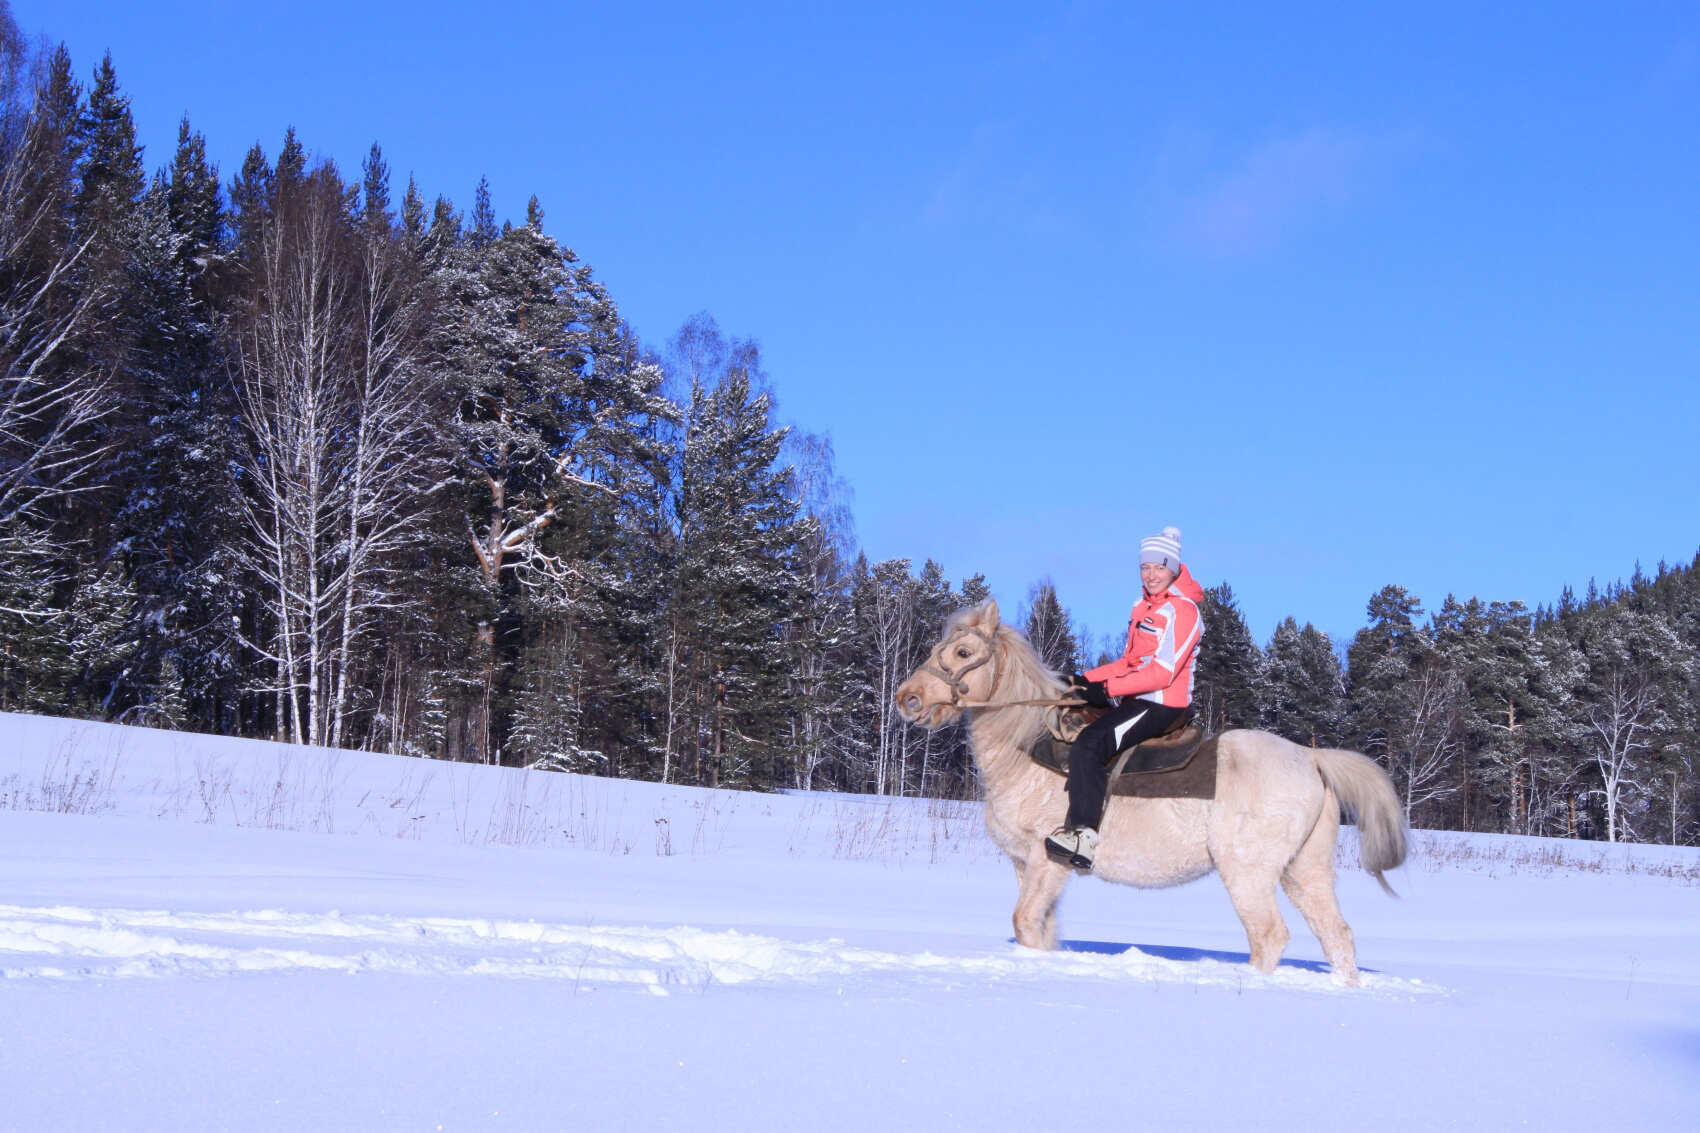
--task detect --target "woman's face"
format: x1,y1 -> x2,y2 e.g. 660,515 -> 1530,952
1141,561 -> 1178,595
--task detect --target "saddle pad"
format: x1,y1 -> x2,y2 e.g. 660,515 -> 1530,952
1026,728 -> 1219,800
1108,734 -> 1218,800
1116,724 -> 1206,774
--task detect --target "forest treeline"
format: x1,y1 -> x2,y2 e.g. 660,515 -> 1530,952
0,25 -> 1694,844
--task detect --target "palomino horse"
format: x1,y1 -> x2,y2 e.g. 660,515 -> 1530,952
894,599 -> 1407,985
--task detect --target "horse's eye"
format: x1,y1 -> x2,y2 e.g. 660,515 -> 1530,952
956,646 -> 971,659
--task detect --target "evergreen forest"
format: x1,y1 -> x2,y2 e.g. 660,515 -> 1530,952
2,24 -> 1696,845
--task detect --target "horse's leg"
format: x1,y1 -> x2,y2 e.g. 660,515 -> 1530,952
1281,796 -> 1359,986
1218,858 -> 1290,974
1012,842 -> 1070,950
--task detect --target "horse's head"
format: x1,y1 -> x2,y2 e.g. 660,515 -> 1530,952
895,598 -> 1005,729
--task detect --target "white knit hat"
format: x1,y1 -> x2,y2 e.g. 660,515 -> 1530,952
1139,526 -> 1182,572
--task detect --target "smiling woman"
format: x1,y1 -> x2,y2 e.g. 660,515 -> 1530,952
1045,526 -> 1202,868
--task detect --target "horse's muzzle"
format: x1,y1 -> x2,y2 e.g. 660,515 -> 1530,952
893,679 -> 930,724
895,685 -> 953,730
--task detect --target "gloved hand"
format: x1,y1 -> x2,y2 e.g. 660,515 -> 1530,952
1078,679 -> 1112,709
1062,673 -> 1112,708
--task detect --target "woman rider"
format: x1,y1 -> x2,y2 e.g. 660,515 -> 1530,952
1046,525 -> 1204,870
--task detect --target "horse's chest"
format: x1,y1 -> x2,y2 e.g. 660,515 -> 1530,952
982,796 -> 1035,855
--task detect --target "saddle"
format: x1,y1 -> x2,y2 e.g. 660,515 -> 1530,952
1029,706 -> 1218,800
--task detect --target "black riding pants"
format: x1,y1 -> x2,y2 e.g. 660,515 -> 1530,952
1064,699 -> 1187,831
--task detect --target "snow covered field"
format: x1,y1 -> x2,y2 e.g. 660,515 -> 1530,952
1,713 -> 1695,1132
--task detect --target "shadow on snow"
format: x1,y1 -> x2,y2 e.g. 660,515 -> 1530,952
1029,938 -> 1365,976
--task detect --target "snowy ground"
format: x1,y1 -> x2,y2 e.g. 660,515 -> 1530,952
1,713 -> 1696,1132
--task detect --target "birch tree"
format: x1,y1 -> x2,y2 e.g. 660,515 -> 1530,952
231,151 -> 442,747
0,46 -> 118,700
1572,607 -> 1694,842
854,556 -> 919,795
321,145 -> 445,747
780,429 -> 864,790
0,47 -> 114,536
230,158 -> 354,744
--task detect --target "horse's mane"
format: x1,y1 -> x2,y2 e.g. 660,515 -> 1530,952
942,602 -> 1057,682
939,602 -> 981,638
944,602 -> 1061,786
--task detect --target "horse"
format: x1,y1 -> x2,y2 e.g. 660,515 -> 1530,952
893,598 -> 1407,985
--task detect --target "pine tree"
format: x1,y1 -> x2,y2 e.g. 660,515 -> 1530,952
1021,578 -> 1079,674
958,573 -> 991,607
0,550 -> 135,720
1346,584 -> 1423,748
1346,586 -> 1462,824
399,176 -> 426,256
1261,617 -> 1345,748
61,558 -> 139,718
605,331 -> 684,781
227,141 -> 271,258
1194,582 -> 1262,732
1524,617 -> 1591,837
509,596 -> 598,772
70,50 -> 147,419
668,363 -> 807,788
434,188 -> 670,764
274,126 -> 305,185
0,2 -> 26,150
60,53 -> 153,722
165,118 -> 221,258
22,45 -> 80,251
909,559 -> 964,795
73,52 -> 144,233
110,173 -> 245,730
1449,600 -> 1555,834
469,175 -> 497,246
0,540 -> 71,713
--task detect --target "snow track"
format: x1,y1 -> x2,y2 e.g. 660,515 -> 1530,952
0,903 -> 1437,997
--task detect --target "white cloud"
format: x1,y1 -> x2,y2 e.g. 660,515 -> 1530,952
1162,126 -> 1418,257
922,119 -> 1071,236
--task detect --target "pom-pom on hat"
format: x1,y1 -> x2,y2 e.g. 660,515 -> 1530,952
1139,526 -> 1183,572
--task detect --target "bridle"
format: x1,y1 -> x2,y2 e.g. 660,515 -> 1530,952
917,625 -> 1084,713
919,623 -> 1006,709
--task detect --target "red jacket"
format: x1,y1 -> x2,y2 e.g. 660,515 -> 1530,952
1085,564 -> 1205,707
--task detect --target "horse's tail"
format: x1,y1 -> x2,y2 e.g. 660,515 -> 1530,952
1313,747 -> 1408,896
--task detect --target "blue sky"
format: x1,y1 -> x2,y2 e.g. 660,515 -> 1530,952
22,1 -> 1700,648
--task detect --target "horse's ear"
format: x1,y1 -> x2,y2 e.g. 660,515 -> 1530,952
980,598 -> 1000,629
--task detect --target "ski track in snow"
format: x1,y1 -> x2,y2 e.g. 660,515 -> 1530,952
0,903 -> 1440,999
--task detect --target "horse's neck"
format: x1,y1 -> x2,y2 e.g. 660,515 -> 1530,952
967,644 -> 1051,793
